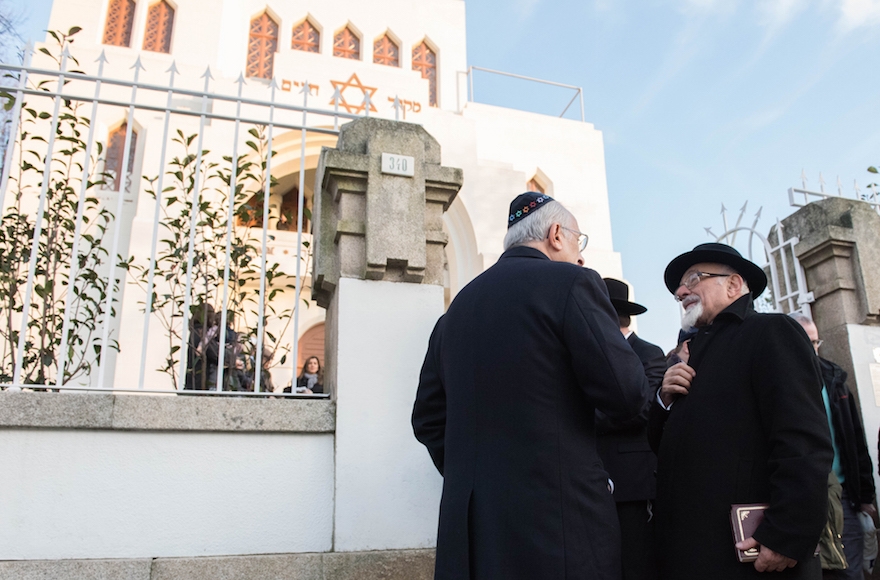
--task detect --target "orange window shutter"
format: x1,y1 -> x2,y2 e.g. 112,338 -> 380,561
247,12 -> 279,79
103,0 -> 136,47
373,35 -> 399,67
412,42 -> 437,106
143,1 -> 174,53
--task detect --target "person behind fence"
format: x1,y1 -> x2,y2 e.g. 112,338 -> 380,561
790,312 -> 876,579
289,356 -> 323,394
184,303 -> 219,391
412,192 -> 650,580
255,347 -> 275,393
596,277 -> 666,580
649,242 -> 832,579
217,310 -> 252,392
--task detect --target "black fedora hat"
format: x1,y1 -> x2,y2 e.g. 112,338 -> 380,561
603,278 -> 647,316
663,242 -> 767,299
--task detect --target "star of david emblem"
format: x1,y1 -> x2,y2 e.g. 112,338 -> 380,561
330,73 -> 378,115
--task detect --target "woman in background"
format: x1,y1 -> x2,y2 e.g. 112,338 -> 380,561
295,356 -> 323,394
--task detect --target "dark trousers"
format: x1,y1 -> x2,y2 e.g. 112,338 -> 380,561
823,489 -> 864,580
617,500 -> 658,580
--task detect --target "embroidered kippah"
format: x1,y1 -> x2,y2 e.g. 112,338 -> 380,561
508,192 -> 554,229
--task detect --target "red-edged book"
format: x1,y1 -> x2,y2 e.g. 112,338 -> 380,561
730,503 -> 769,563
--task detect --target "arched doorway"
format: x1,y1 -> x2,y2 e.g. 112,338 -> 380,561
297,322 -> 325,376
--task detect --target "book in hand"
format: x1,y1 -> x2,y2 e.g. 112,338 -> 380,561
730,503 -> 769,563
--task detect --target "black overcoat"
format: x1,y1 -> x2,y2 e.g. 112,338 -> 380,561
597,332 -> 666,502
648,296 -> 833,580
820,357 -> 876,508
412,246 -> 650,580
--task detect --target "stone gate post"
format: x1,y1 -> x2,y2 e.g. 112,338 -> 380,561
781,197 -> 880,492
313,118 -> 463,552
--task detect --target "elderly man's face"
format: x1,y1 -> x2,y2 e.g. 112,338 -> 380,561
799,320 -> 821,355
675,262 -> 740,328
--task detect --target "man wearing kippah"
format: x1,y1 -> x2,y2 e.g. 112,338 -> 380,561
649,243 -> 833,579
413,192 -> 650,580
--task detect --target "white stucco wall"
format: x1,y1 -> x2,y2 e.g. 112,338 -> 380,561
0,429 -> 334,559
333,278 -> 444,552
846,323 -> 880,500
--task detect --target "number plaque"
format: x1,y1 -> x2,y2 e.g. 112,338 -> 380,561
381,153 -> 415,177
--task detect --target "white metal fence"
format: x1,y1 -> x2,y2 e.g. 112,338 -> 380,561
707,203 -> 814,315
789,171 -> 880,215
0,41 -> 378,396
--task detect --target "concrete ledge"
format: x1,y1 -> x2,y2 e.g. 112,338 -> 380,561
149,553 -> 324,580
0,549 -> 435,580
0,392 -> 335,433
0,558 -> 151,580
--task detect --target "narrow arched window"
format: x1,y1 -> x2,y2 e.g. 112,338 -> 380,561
103,0 -> 136,47
412,41 -> 437,107
291,19 -> 319,53
373,34 -> 399,67
333,26 -> 360,60
247,12 -> 279,79
105,123 -> 138,192
143,1 -> 174,53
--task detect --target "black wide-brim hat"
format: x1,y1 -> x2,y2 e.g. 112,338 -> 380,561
603,277 -> 647,315
664,242 -> 767,299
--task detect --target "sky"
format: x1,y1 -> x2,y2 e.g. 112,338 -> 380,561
7,0 -> 880,350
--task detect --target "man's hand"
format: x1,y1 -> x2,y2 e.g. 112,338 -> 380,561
659,362 -> 695,407
735,537 -> 797,572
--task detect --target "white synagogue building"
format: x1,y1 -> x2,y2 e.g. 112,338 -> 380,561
0,0 -> 635,576
32,0 -> 625,391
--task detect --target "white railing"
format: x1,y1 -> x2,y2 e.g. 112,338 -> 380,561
466,66 -> 585,122
789,171 -> 880,215
0,41 -> 386,397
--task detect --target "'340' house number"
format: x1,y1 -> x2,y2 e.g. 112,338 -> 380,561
381,153 -> 415,177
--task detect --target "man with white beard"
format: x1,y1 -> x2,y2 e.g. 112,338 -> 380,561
648,242 -> 832,580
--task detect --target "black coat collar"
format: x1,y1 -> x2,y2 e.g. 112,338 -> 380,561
500,245 -> 550,261
705,294 -> 754,327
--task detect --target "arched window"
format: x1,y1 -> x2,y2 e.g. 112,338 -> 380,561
105,123 -> 138,192
527,178 -> 545,194
412,41 -> 437,107
237,188 -> 308,231
247,12 -> 279,79
143,1 -> 174,53
333,26 -> 360,60
102,0 -> 136,47
373,34 -> 399,67
291,19 -> 319,53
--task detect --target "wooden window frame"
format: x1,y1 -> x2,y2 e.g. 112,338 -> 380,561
333,26 -> 360,60
247,12 -> 280,80
102,0 -> 137,48
105,123 -> 138,193
412,41 -> 438,107
142,0 -> 175,53
291,18 -> 320,53
373,34 -> 399,67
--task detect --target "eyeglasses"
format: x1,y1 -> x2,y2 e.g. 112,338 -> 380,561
674,271 -> 731,300
560,226 -> 589,252
811,339 -> 824,348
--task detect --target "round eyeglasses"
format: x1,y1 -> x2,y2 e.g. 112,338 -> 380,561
560,226 -> 589,252
673,271 -> 731,301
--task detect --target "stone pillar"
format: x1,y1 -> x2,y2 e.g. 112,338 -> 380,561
313,118 -> 462,552
781,197 -> 880,496
782,198 -> 880,376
